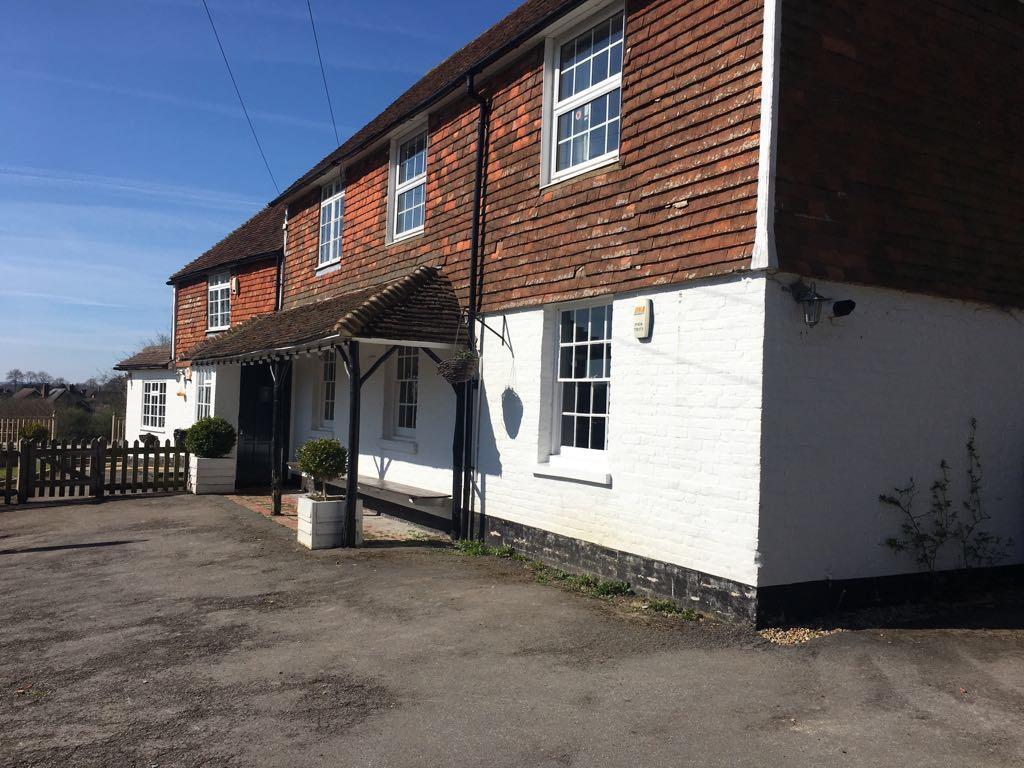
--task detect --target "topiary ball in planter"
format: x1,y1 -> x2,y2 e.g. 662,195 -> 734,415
173,428 -> 188,447
18,422 -> 50,443
184,417 -> 237,458
296,438 -> 348,500
139,432 -> 160,448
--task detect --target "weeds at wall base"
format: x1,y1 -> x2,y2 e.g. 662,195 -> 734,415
452,539 -> 700,619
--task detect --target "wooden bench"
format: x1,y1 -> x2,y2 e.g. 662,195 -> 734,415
287,462 -> 451,511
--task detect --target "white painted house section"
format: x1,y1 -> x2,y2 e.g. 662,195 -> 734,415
477,274 -> 768,587
124,366 -> 239,443
289,347 -> 455,495
758,275 -> 1024,586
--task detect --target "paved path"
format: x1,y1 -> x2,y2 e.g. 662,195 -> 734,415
1,495 -> 1022,767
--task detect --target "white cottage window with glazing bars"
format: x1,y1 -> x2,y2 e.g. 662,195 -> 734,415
546,8 -> 624,183
320,351 -> 336,426
195,369 -> 213,419
142,381 -> 167,430
207,273 -> 231,331
319,179 -> 344,268
556,304 -> 611,454
391,130 -> 427,239
393,347 -> 419,436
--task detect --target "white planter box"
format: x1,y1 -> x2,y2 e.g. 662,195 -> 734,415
188,455 -> 236,495
297,495 -> 363,550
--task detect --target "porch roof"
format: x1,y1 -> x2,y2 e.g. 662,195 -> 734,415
186,266 -> 465,365
114,343 -> 173,371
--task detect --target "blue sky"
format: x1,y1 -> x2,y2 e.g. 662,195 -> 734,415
0,0 -> 519,382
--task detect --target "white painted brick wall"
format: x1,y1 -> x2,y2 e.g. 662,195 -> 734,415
759,274 -> 1024,585
477,274 -> 768,587
290,348 -> 455,495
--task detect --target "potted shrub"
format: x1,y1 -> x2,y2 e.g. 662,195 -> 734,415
295,438 -> 361,549
184,417 -> 237,494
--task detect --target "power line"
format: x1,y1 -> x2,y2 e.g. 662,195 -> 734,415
306,0 -> 340,145
201,0 -> 279,194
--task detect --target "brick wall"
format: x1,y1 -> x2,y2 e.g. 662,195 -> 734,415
283,0 -> 764,313
775,0 -> 1024,307
174,257 -> 278,363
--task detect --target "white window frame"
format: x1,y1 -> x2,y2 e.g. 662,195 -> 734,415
195,369 -> 213,420
318,179 -> 344,269
388,126 -> 428,242
207,272 -> 231,331
541,4 -> 625,186
142,381 -> 167,431
550,300 -> 612,461
390,347 -> 419,438
316,350 -> 336,429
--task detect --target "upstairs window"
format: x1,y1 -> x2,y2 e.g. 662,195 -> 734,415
142,381 -> 167,430
556,304 -> 612,454
544,9 -> 624,183
195,369 -> 213,420
319,179 -> 344,268
207,273 -> 231,331
391,129 -> 427,240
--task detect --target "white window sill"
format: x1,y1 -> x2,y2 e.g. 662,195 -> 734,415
533,462 -> 611,487
206,326 -> 229,334
316,261 -> 341,276
541,153 -> 620,190
141,426 -> 166,434
378,437 -> 417,455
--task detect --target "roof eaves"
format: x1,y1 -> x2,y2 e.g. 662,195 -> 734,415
166,248 -> 282,286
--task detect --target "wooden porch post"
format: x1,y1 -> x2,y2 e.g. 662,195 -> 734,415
450,381 -> 465,540
344,340 -> 361,547
269,358 -> 290,516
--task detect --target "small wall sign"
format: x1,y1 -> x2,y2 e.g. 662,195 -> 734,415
632,299 -> 652,340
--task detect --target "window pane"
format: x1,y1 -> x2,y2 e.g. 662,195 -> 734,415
576,382 -> 591,413
589,343 -> 606,378
559,347 -> 573,378
573,345 -> 587,378
561,415 -> 574,447
590,417 -> 606,450
592,382 -> 608,414
589,305 -> 606,340
574,308 -> 590,341
562,383 -> 575,413
575,417 -> 590,448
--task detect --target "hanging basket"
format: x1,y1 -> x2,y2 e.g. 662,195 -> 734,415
437,350 -> 480,384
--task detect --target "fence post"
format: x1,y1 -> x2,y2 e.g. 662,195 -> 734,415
50,412 -> 56,440
17,439 -> 31,504
91,438 -> 106,502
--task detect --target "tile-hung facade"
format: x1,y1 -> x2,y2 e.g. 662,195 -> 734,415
119,0 -> 1024,625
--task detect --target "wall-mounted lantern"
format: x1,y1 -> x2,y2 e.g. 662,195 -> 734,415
794,282 -> 827,327
790,280 -> 856,328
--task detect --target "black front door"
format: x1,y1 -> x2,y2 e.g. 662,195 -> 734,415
236,363 -> 291,489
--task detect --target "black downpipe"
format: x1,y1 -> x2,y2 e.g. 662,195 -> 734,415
462,72 -> 489,540
450,382 -> 466,539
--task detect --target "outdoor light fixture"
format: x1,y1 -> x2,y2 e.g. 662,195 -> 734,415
789,280 -> 857,328
792,281 -> 827,327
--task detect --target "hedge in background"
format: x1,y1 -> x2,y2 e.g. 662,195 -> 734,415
184,417 -> 237,459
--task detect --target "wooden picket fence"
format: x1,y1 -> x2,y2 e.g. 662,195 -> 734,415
1,439 -> 189,506
0,416 -> 56,443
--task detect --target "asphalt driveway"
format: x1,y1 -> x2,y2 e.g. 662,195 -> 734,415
2,495 -> 1022,767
